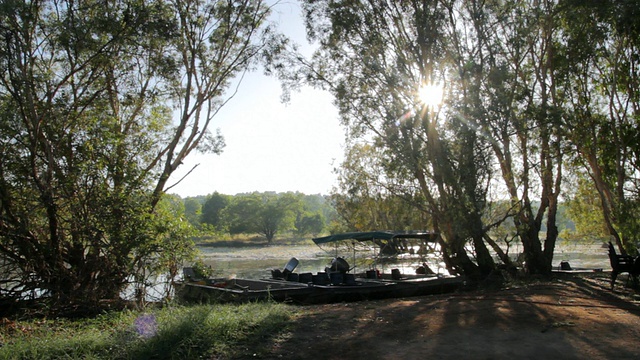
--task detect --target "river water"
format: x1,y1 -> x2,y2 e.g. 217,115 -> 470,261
198,244 -> 333,279
196,242 -> 611,280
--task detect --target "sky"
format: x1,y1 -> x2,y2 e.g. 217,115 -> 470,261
168,2 -> 344,198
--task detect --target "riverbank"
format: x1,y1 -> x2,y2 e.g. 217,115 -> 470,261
2,272 -> 639,359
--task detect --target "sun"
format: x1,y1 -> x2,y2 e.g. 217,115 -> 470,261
418,83 -> 443,108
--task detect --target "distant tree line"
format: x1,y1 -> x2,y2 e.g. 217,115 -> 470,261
174,187 -> 592,249
175,192 -> 335,243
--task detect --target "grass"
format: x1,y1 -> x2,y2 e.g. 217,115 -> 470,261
0,302 -> 294,360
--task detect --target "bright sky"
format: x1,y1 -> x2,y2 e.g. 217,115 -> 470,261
168,1 -> 344,198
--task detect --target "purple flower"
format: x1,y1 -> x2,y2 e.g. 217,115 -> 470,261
134,314 -> 157,339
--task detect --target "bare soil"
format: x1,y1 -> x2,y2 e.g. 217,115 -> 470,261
253,272 -> 640,359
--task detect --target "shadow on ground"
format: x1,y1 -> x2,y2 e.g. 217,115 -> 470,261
251,273 -> 640,360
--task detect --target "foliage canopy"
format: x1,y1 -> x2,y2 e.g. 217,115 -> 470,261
0,0 -> 285,312
293,0 -> 640,277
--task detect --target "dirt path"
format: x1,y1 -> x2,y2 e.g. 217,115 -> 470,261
250,273 -> 640,359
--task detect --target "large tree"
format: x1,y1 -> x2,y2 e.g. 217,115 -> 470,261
443,0 -> 566,275
557,0 -> 640,254
298,0 -> 496,278
0,0 -> 284,312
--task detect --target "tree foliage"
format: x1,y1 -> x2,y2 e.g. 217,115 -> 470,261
298,0 -> 496,278
183,192 -> 331,241
563,174 -> 609,242
222,192 -> 309,243
201,192 -> 230,231
557,0 -> 640,253
0,0 -> 283,312
183,197 -> 204,228
296,0 -> 640,276
330,143 -> 430,233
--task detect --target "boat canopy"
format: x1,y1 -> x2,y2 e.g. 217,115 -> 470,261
312,231 -> 439,245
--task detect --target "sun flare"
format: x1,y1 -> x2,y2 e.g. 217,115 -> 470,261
418,83 -> 443,107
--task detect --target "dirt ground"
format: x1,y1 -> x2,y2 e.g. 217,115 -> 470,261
252,272 -> 640,360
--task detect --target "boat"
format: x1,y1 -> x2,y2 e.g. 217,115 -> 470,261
177,277 -> 315,304
177,260 -> 315,303
177,231 -> 465,304
308,231 -> 465,301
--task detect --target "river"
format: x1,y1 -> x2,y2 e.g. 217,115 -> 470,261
196,241 -> 611,279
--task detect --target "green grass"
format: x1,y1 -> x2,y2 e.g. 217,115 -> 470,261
0,302 -> 294,360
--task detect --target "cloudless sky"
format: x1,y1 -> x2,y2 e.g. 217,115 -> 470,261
169,1 -> 344,198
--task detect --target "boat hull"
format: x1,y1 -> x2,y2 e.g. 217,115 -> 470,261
177,275 -> 464,305
176,278 -> 314,304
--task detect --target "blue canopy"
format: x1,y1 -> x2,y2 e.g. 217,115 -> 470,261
312,231 -> 439,245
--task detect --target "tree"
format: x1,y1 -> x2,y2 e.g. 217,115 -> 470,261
295,212 -> 325,237
223,193 -> 262,235
223,192 -> 301,243
257,194 -> 297,242
557,0 -> 640,254
297,0 -> 496,278
183,197 -> 203,228
330,143 -> 430,232
444,0 -> 566,275
294,0 -> 640,277
0,0 -> 284,312
290,193 -> 327,237
200,192 -> 230,231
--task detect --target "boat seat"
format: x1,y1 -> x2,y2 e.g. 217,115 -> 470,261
416,263 -> 435,275
329,257 -> 350,273
272,257 -> 300,280
183,267 -> 200,281
271,269 -> 284,279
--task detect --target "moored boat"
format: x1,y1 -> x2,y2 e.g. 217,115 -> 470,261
178,231 -> 465,304
305,231 -> 465,302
